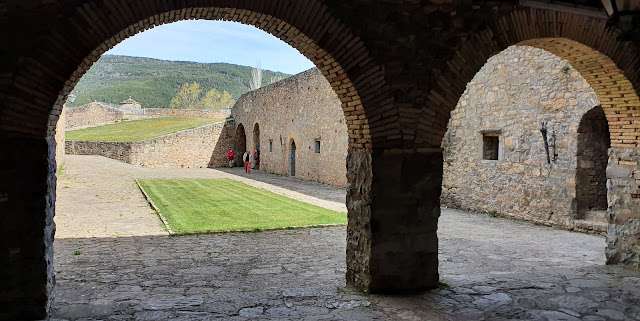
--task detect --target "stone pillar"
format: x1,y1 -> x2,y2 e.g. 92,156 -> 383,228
0,135 -> 56,319
346,148 -> 441,292
606,147 -> 640,265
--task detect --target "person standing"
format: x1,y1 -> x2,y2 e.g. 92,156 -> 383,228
243,149 -> 252,173
226,149 -> 235,168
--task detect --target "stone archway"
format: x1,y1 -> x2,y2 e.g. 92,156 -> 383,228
235,123 -> 247,168
253,123 -> 260,170
0,1 -> 406,318
425,7 -> 640,267
289,139 -> 297,176
4,2 -> 640,319
576,106 -> 611,219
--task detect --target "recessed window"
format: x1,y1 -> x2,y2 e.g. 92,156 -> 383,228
482,134 -> 499,160
269,140 -> 273,152
315,140 -> 321,153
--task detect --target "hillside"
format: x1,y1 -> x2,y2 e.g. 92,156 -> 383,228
68,55 -> 290,108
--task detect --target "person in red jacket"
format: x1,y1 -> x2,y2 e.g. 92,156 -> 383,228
226,149 -> 235,168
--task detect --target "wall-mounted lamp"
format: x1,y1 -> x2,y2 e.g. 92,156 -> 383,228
551,130 -> 558,162
540,122 -> 559,164
540,122 -> 551,164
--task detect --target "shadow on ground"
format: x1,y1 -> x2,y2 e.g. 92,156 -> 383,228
52,211 -> 640,320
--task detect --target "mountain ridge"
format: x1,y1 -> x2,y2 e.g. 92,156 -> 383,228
68,54 -> 291,108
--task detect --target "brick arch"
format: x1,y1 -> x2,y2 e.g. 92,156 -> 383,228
422,6 -> 640,149
3,0 -> 391,150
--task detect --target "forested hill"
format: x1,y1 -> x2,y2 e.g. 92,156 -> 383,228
67,55 -> 291,108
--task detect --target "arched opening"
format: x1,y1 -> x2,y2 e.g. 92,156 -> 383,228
253,122 -> 260,170
235,123 -> 247,168
576,105 -> 611,219
289,139 -> 296,176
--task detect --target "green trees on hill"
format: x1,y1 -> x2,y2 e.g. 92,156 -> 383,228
170,82 -> 235,109
201,88 -> 234,109
67,55 -> 290,108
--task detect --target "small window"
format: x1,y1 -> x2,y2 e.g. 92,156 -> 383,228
483,134 -> 499,160
315,140 -> 321,153
269,140 -> 273,152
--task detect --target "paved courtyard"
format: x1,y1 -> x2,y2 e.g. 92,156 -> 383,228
51,156 -> 640,320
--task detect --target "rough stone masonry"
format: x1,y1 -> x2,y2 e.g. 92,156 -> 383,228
232,68 -> 349,187
441,45 -> 609,232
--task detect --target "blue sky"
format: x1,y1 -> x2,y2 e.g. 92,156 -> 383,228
105,20 -> 315,75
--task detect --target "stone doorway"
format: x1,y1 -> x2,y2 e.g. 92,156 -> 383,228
235,123 -> 247,167
253,123 -> 260,170
576,106 -> 610,219
289,139 -> 296,177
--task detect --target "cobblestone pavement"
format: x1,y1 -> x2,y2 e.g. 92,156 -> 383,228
52,156 -> 640,320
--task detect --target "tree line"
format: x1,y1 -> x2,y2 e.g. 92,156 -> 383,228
170,82 -> 235,109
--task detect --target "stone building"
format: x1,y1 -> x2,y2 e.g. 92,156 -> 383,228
120,96 -> 142,112
231,68 -> 349,186
441,45 -> 610,233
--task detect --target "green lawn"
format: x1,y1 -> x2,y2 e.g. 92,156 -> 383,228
66,116 -> 221,142
137,178 -> 347,233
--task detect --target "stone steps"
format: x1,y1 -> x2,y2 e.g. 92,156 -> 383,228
584,210 -> 608,224
574,219 -> 608,235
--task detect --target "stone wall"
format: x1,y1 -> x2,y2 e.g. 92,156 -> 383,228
65,141 -> 133,163
441,45 -> 603,228
66,120 -> 236,168
64,102 -> 125,130
130,120 -> 234,168
144,108 -> 231,120
55,108 -> 65,170
606,148 -> 640,265
231,68 -> 348,186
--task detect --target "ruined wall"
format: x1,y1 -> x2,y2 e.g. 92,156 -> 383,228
144,108 -> 231,120
65,120 -> 236,168
232,68 -> 348,186
64,102 -> 124,130
441,46 -> 602,228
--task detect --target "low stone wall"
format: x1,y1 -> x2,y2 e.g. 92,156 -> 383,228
606,147 -> 640,265
65,120 -> 236,168
144,108 -> 230,119
65,141 -> 132,163
65,102 -> 124,130
130,120 -> 235,168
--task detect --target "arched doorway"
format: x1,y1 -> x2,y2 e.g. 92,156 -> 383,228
576,106 -> 611,219
253,123 -> 260,170
235,124 -> 247,168
289,139 -> 296,176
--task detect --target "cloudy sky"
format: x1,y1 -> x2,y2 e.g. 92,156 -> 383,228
106,20 -> 315,75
